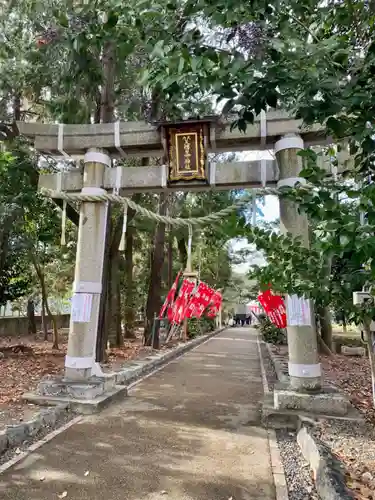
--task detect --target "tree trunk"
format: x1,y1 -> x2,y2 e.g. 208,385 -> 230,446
44,297 -> 59,350
95,39 -> 116,361
96,206 -> 112,361
27,298 -> 37,335
13,93 -> 21,121
124,227 -> 136,339
363,318 -> 375,408
100,40 -> 115,123
41,299 -> 48,340
318,305 -> 333,350
31,254 -> 59,349
167,230 -> 173,290
177,237 -> 187,269
107,250 -> 123,348
144,194 -> 168,349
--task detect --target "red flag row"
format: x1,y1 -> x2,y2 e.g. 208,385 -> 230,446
159,271 -> 181,320
159,276 -> 222,324
257,288 -> 286,329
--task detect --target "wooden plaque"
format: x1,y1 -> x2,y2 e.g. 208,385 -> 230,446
166,124 -> 207,183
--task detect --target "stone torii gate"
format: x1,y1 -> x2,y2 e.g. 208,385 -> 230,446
18,111 -> 348,416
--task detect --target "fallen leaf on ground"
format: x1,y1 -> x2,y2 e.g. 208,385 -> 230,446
0,330 -> 162,428
57,491 -> 67,499
84,471 -> 89,476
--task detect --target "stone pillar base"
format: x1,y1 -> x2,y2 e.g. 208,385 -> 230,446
273,383 -> 350,416
22,376 -> 127,414
37,376 -> 115,399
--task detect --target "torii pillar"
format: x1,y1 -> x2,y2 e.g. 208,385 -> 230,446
274,134 -> 322,392
65,148 -> 111,381
271,134 -> 351,417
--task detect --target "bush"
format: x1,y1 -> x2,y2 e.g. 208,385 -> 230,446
187,317 -> 216,338
258,314 -> 287,345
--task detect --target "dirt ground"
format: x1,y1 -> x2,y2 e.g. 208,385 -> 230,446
0,328 -> 176,430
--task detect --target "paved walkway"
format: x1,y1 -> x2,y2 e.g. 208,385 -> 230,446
0,328 -> 277,500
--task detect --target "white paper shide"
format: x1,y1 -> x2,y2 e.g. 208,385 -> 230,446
71,293 -> 93,323
286,295 -> 312,326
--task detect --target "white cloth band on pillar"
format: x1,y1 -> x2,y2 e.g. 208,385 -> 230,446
57,124 -> 70,158
160,164 -> 167,188
114,165 -> 122,195
73,281 -> 102,293
274,135 -> 304,153
260,110 -> 267,148
260,159 -> 267,187
288,362 -> 321,378
84,151 -> 111,167
81,186 -> 107,195
114,121 -> 126,157
210,162 -> 216,186
277,177 -> 307,189
65,355 -> 93,369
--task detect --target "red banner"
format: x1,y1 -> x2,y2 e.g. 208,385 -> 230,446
206,291 -> 223,318
258,289 -> 286,329
185,282 -> 215,319
170,279 -> 196,324
159,272 -> 182,319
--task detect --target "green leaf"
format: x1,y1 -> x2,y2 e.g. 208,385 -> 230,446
58,14 -> 69,28
222,99 -> 234,115
242,110 -> 254,124
151,40 -> 164,58
266,92 -> 278,108
106,12 -> 119,28
191,56 -> 198,72
326,116 -> 346,137
178,57 -> 184,74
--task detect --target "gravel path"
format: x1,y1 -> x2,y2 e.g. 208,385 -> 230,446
259,337 -> 318,499
276,429 -> 318,500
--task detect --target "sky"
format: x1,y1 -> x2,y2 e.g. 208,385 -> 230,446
231,150 -> 280,275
